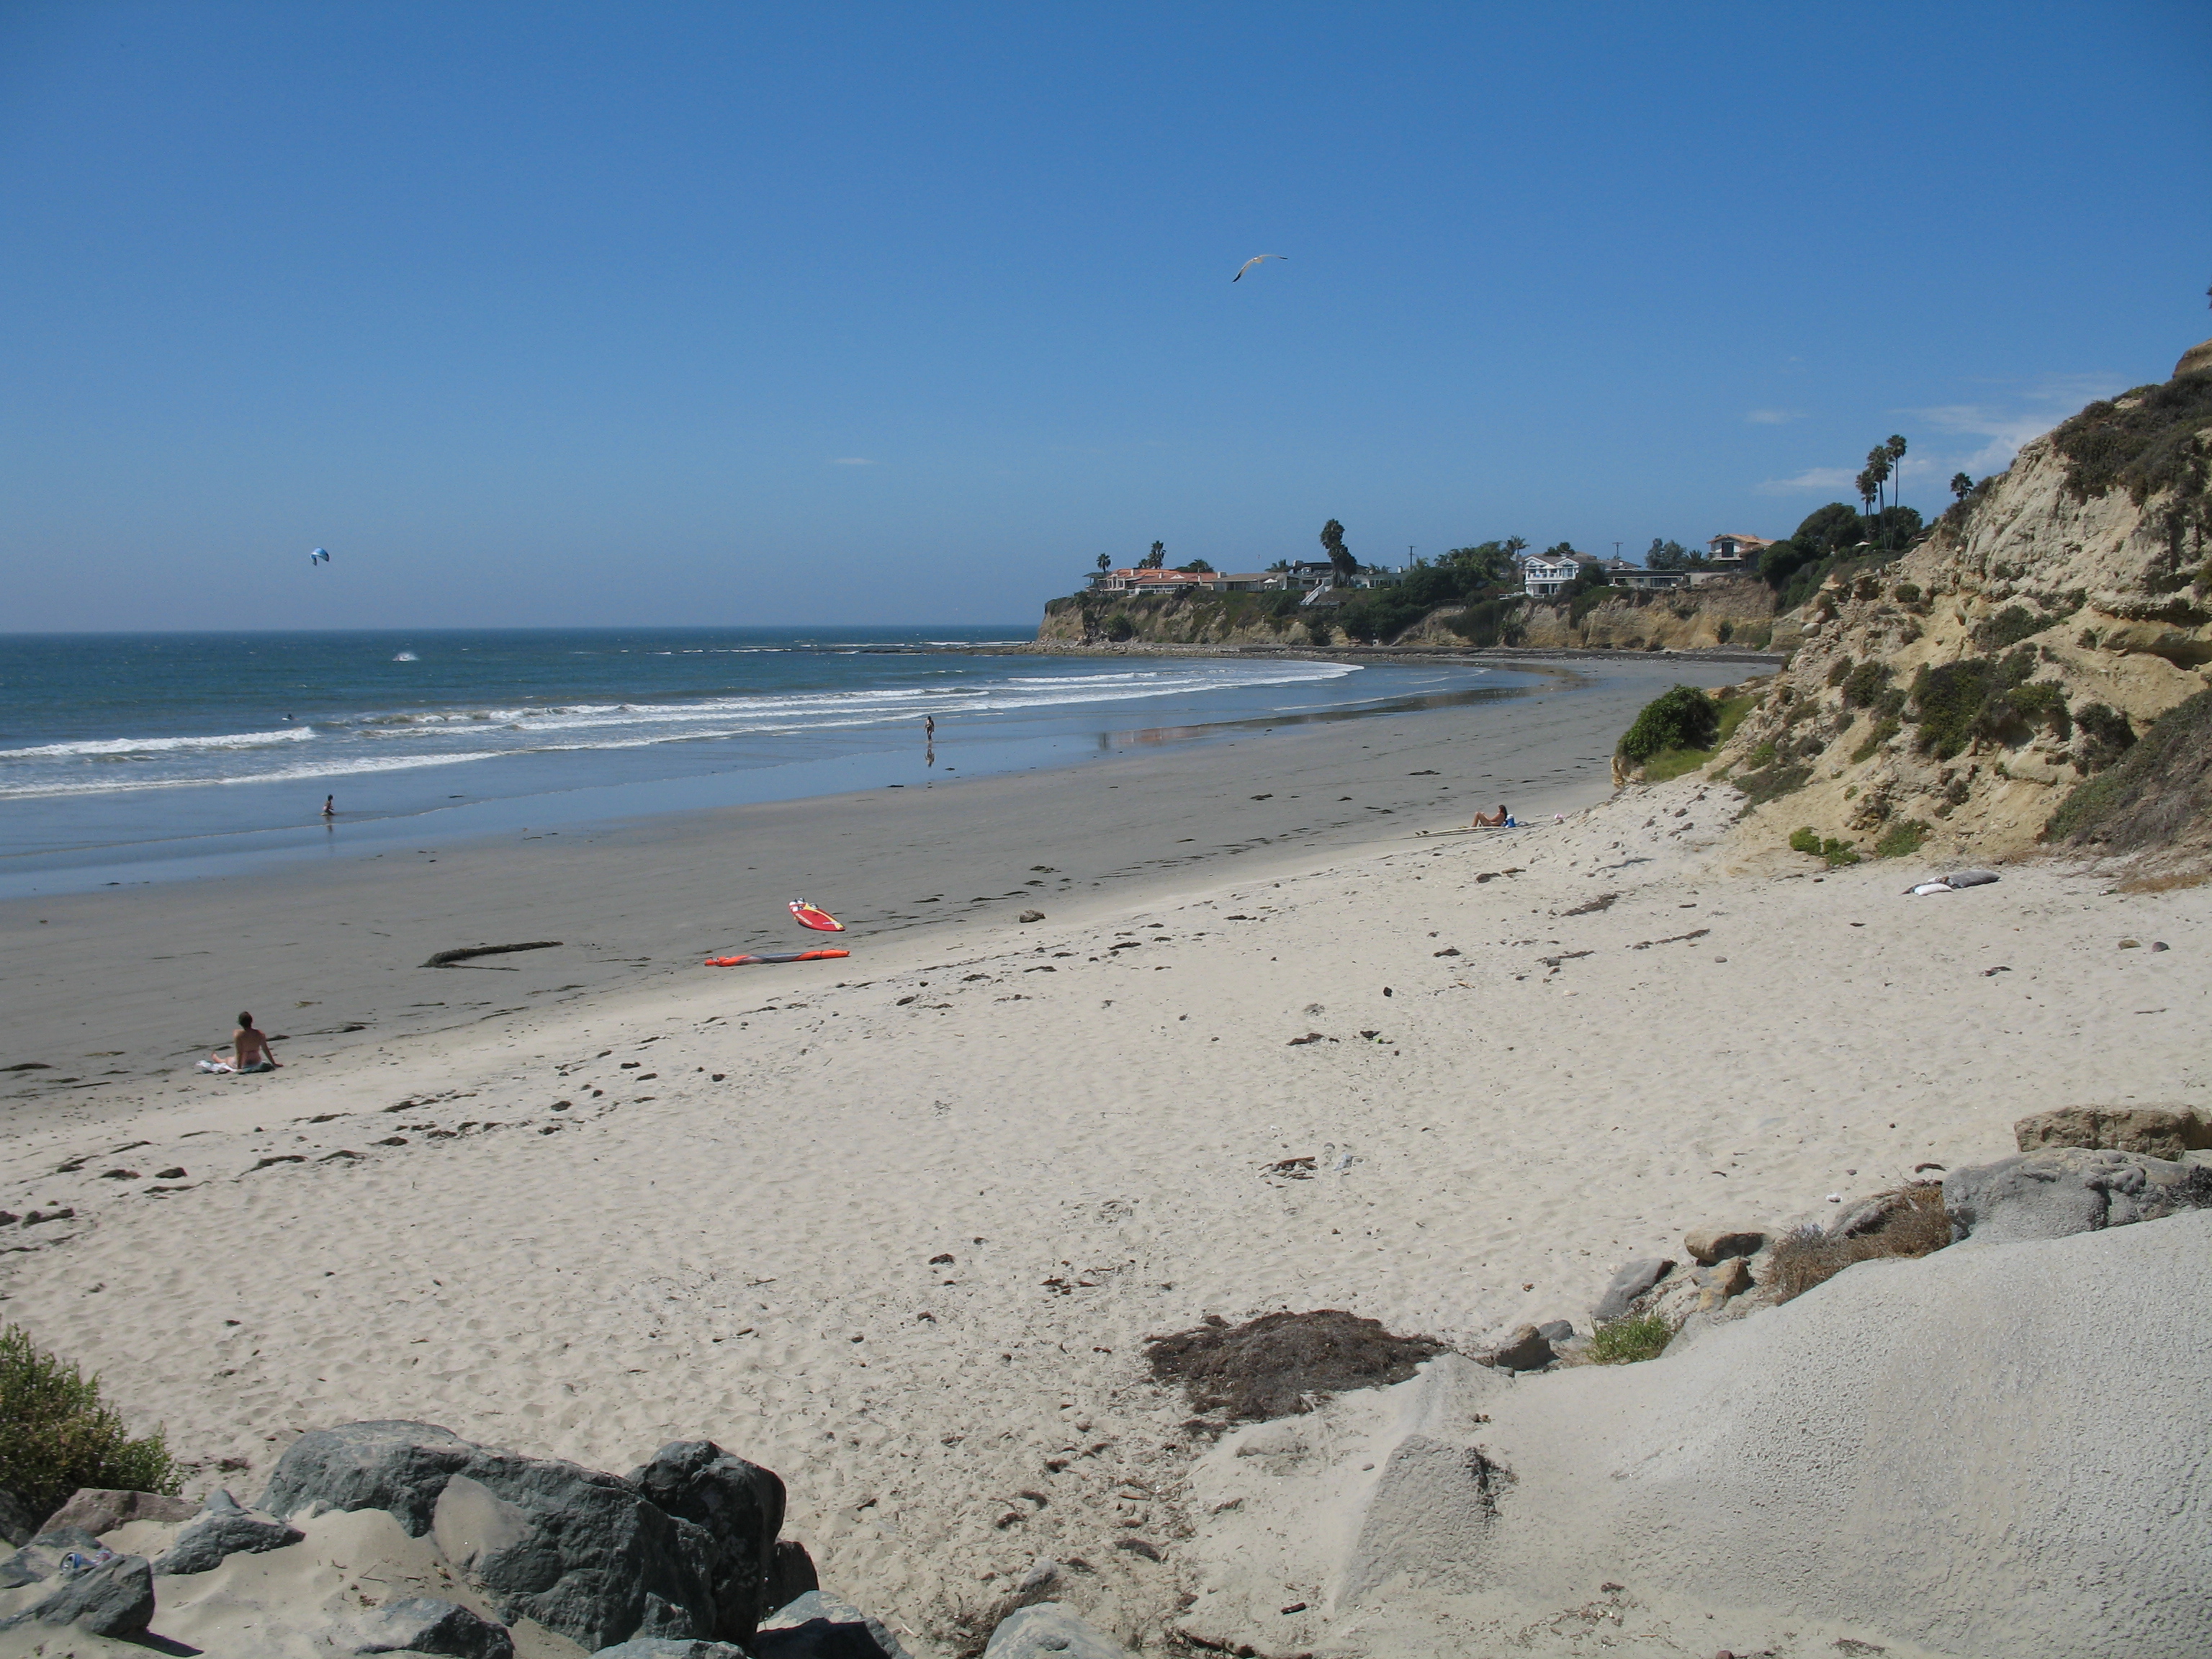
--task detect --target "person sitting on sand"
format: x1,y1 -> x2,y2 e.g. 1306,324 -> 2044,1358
206,1012 -> 279,1074
1472,804 -> 1511,828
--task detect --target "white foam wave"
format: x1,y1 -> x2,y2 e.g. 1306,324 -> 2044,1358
0,750 -> 498,801
0,727 -> 315,760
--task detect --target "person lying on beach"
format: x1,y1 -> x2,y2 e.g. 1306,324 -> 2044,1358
202,1012 -> 279,1074
1471,805 -> 1514,828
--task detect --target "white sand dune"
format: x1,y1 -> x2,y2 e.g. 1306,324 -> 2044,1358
3,699 -> 2204,1654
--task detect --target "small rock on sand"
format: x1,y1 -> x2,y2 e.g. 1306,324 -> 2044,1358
1683,1226 -> 1768,1265
1593,1258 -> 1673,1323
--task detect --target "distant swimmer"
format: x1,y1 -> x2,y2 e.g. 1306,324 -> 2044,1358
322,794 -> 335,819
1232,254 -> 1287,282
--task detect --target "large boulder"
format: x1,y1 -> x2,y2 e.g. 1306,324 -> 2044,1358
1945,1148 -> 2212,1246
0,1551 -> 156,1640
752,1589 -> 912,1659
2014,1105 -> 2212,1160
259,1421 -> 719,1652
259,1419 -> 478,1534
982,1601 -> 1124,1658
628,1439 -> 785,1643
153,1488 -> 304,1574
346,1594 -> 516,1658
42,1488 -> 197,1537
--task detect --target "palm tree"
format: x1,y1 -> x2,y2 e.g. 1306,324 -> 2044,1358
1856,466 -> 1880,530
1950,472 -> 1974,501
1883,436 -> 1908,548
1138,541 -> 1166,570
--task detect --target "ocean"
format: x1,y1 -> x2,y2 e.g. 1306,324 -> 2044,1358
0,628 -> 1537,894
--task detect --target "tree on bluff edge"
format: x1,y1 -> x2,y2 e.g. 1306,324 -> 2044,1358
1320,519 -> 1357,578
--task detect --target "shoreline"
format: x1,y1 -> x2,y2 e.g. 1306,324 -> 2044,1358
0,655 -> 1737,1125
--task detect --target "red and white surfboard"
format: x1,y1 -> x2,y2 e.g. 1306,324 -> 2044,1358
788,899 -> 845,932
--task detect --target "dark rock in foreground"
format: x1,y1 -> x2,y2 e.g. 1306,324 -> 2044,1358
752,1588 -> 913,1658
347,1593 -> 516,1658
153,1488 -> 304,1574
258,1421 -> 759,1651
0,1550 -> 157,1640
629,1438 -> 786,1643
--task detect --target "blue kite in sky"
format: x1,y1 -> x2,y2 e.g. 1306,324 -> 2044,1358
308,547 -> 330,565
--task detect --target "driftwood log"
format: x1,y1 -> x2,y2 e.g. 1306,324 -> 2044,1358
421,940 -> 564,968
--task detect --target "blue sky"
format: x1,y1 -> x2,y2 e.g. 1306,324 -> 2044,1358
4,1 -> 2208,629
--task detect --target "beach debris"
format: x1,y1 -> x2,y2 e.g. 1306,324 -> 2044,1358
1264,1156 -> 1317,1178
1148,1308 -> 1446,1422
422,940 -> 563,968
1285,1032 -> 1329,1046
1560,892 -> 1618,916
1629,929 -> 1709,950
1232,253 -> 1287,282
1019,909 -> 1045,922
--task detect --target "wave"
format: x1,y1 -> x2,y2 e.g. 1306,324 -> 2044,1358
0,727 -> 315,760
0,750 -> 497,801
0,658 -> 1374,804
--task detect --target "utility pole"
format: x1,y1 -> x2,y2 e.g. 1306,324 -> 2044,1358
1613,541 -> 1622,562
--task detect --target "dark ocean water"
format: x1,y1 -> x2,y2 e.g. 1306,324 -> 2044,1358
0,629 -> 1532,891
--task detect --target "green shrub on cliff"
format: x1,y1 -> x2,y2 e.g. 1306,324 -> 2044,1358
0,1323 -> 181,1523
1105,613 -> 1136,642
1617,685 -> 1720,765
2045,688 -> 2212,852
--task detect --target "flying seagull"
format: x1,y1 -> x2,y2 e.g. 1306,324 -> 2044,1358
1233,254 -> 1287,282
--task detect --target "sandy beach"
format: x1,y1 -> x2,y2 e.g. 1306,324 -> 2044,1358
2,657 -> 2204,1655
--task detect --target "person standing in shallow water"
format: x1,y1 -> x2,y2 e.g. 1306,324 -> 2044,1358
322,794 -> 335,819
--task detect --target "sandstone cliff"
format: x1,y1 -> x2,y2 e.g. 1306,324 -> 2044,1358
1037,576 -> 1776,651
1689,369 -> 2212,869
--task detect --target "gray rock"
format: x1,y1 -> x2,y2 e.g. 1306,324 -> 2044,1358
628,1439 -> 785,1642
153,1488 -> 303,1574
983,1600 -> 1125,1658
259,1419 -> 478,1534
259,1421 -> 719,1652
1945,1148 -> 2212,1246
753,1589 -> 912,1659
347,1594 -> 515,1658
0,1527 -> 104,1589
592,1642 -> 750,1658
765,1537 -> 819,1610
0,1551 -> 156,1640
1534,1320 -> 1575,1344
1483,1324 -> 1555,1372
2014,1105 -> 2212,1160
1592,1258 -> 1673,1323
1682,1226 -> 1768,1264
43,1488 -> 198,1537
